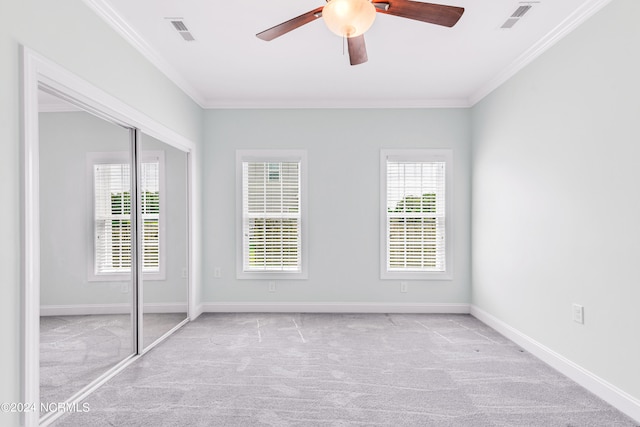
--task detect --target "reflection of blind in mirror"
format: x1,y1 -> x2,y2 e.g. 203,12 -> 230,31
267,162 -> 280,181
140,162 -> 160,271
93,162 -> 160,274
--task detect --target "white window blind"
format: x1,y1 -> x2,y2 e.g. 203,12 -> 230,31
94,163 -> 131,274
93,161 -> 160,275
386,159 -> 446,272
242,161 -> 301,272
140,162 -> 160,272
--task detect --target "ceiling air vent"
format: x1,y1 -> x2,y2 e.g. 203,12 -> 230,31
511,5 -> 532,18
167,18 -> 195,41
501,3 -> 537,29
170,20 -> 188,32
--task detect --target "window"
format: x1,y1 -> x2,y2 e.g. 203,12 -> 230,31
89,151 -> 165,281
380,149 -> 452,280
236,150 -> 308,279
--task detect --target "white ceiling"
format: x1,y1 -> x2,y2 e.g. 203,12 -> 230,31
85,0 -> 609,108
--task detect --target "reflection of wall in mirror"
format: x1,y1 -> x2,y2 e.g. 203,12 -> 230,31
39,111 -> 188,313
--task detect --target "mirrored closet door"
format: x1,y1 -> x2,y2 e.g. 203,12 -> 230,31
36,88 -> 190,422
139,133 -> 189,350
38,89 -> 136,411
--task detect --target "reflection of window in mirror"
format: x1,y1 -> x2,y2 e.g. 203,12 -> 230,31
267,162 -> 280,181
87,151 -> 166,281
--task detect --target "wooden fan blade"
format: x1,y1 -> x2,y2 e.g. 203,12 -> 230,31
256,7 -> 324,41
347,34 -> 368,66
374,0 -> 464,27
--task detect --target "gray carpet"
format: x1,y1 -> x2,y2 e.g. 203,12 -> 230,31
41,313 -> 187,412
53,313 -> 638,426
41,314 -> 134,410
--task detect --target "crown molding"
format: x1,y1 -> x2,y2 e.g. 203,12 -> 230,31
201,97 -> 473,109
469,0 -> 613,106
83,0 -> 612,110
82,0 -> 206,108
82,0 -> 471,110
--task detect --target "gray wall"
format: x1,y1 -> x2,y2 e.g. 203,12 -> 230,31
471,0 -> 640,402
39,111 -> 130,306
204,109 -> 471,304
0,1 -> 202,424
39,111 -> 189,307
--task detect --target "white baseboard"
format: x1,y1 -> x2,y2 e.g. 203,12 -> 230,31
40,303 -> 188,316
470,305 -> 640,423
201,302 -> 470,314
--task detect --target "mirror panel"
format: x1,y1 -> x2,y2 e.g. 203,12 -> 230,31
38,89 -> 135,410
139,133 -> 189,349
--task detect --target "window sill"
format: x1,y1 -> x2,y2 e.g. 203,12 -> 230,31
237,271 -> 308,280
380,271 -> 452,281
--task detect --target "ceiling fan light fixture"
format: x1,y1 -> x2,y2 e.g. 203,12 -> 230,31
322,0 -> 376,38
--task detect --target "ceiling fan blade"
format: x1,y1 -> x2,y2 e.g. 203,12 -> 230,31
347,34 -> 368,66
256,7 -> 324,41
374,0 -> 464,27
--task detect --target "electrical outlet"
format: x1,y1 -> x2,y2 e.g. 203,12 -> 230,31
572,304 -> 584,324
268,281 -> 276,292
214,267 -> 221,278
181,267 -> 188,278
400,281 -> 408,293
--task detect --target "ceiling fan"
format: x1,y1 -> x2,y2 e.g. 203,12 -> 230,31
256,0 -> 464,66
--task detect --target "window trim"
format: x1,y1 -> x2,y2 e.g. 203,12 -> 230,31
87,151 -> 166,282
380,149 -> 453,280
236,149 -> 308,280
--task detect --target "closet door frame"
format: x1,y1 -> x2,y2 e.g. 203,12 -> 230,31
21,47 -> 199,427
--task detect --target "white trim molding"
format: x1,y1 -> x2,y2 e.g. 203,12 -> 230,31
21,45 -> 42,427
202,302 -> 470,314
469,0 -> 614,105
83,0 -> 612,109
22,46 -> 200,427
471,305 -> 640,423
81,0 -> 205,107
203,97 -> 472,109
380,149 -> 454,281
236,150 -> 309,280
